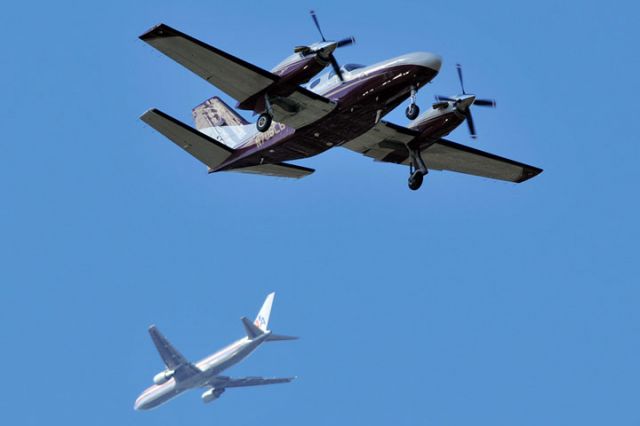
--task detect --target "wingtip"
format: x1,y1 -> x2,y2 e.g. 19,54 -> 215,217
516,166 -> 543,183
139,23 -> 174,41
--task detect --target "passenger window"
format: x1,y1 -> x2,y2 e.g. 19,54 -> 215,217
310,79 -> 320,89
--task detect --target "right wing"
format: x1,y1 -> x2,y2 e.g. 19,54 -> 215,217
139,24 -> 335,129
148,325 -> 200,380
343,121 -> 542,183
209,376 -> 295,389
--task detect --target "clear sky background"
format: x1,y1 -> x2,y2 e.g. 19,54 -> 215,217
2,1 -> 639,425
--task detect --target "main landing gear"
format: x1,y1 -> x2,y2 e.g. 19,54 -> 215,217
257,112 -> 272,132
257,94 -> 274,132
408,148 -> 428,191
405,86 -> 420,120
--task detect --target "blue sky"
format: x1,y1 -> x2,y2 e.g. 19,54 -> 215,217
1,0 -> 639,425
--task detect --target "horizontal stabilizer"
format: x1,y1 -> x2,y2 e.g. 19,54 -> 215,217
140,108 -> 233,169
241,316 -> 264,339
267,334 -> 299,342
227,163 -> 315,179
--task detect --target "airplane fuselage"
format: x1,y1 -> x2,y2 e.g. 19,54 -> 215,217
213,52 -> 441,172
134,333 -> 268,410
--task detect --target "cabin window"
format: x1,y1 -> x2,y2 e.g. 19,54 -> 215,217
309,78 -> 320,89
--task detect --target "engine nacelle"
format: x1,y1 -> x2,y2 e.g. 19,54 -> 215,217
153,370 -> 174,385
201,388 -> 225,403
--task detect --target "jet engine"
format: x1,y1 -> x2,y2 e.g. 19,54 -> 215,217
201,388 -> 225,403
153,370 -> 174,385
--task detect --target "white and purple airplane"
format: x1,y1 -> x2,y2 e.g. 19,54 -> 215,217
139,11 -> 541,190
134,293 -> 296,410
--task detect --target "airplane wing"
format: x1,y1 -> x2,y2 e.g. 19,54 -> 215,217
148,326 -> 200,379
209,376 -> 295,389
342,122 -> 542,183
139,24 -> 335,129
228,163 -> 315,179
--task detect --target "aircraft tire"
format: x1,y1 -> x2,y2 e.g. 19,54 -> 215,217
408,171 -> 424,191
257,113 -> 272,132
405,104 -> 420,120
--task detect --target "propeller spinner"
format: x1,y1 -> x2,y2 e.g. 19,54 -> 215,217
435,64 -> 496,139
294,10 -> 355,81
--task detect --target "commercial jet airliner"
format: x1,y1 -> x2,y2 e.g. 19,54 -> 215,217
134,293 -> 297,410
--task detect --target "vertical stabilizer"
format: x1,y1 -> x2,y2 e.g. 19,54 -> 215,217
192,97 -> 255,149
192,96 -> 249,129
255,293 -> 275,331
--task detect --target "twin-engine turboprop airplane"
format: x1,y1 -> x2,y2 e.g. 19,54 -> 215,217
134,293 -> 296,410
139,12 -> 541,190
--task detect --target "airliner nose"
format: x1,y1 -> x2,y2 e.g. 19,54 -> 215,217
134,397 -> 144,411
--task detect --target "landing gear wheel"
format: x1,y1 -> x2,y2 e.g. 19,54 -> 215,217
406,104 -> 420,120
256,113 -> 272,132
408,171 -> 424,191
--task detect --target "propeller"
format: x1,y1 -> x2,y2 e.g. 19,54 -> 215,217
435,64 -> 496,139
296,10 -> 355,81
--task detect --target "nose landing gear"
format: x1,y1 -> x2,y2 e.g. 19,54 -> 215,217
407,148 -> 428,191
405,86 -> 420,120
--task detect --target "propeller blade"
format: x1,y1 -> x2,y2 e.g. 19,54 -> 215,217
456,63 -> 466,95
310,10 -> 326,42
435,95 -> 456,102
464,109 -> 477,139
473,98 -> 496,107
336,36 -> 356,48
329,55 -> 344,81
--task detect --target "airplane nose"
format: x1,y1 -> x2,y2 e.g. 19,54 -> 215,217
134,397 -> 144,411
406,52 -> 442,72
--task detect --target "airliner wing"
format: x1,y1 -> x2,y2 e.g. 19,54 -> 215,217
214,376 -> 295,388
139,24 -> 335,129
343,121 -> 542,183
148,325 -> 200,379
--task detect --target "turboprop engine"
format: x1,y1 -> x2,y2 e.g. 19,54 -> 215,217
270,10 -> 355,86
201,388 -> 225,403
153,370 -> 174,385
237,10 -> 354,114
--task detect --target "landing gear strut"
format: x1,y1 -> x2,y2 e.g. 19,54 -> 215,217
405,86 -> 420,120
408,148 -> 428,191
257,94 -> 274,132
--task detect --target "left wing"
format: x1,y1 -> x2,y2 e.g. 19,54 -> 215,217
343,121 -> 542,183
148,325 -> 201,380
139,24 -> 335,129
208,376 -> 295,389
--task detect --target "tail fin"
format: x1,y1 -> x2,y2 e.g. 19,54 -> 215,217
192,96 -> 249,129
192,97 -> 254,149
241,317 -> 264,338
255,292 -> 275,332
244,293 -> 298,342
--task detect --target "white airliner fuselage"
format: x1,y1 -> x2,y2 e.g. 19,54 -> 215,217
134,293 -> 296,410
